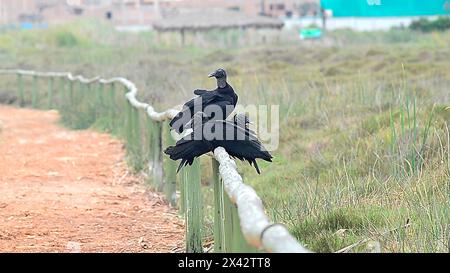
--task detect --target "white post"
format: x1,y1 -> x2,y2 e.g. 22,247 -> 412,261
154,0 -> 161,20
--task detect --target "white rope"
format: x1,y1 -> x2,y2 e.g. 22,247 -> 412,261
0,68 -> 310,253
0,69 -> 176,117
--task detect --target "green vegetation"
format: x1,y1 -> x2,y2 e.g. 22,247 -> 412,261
410,16 -> 450,33
0,21 -> 448,253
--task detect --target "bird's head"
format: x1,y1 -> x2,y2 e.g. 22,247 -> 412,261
208,68 -> 227,80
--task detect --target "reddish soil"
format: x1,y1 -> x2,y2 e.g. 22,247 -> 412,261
0,106 -> 184,253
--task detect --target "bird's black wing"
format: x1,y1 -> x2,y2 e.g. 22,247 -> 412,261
164,136 -> 212,172
214,122 -> 272,174
184,91 -> 220,110
193,89 -> 208,96
169,91 -> 229,133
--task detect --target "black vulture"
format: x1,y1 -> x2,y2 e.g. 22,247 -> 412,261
165,113 -> 273,174
169,68 -> 238,134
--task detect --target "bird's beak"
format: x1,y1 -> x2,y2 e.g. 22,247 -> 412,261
446,106 -> 450,111
208,72 -> 216,78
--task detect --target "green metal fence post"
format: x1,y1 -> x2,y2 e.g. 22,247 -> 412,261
146,118 -> 163,190
146,118 -> 155,186
121,87 -> 129,138
32,75 -> 38,108
180,167 -> 187,215
75,81 -> 86,113
17,74 -> 24,107
152,121 -> 163,191
58,77 -> 65,110
48,76 -> 54,109
109,83 -> 116,131
184,159 -> 203,253
212,159 -> 224,253
69,80 -> 74,108
97,82 -> 104,119
126,98 -> 133,149
132,106 -> 142,171
88,82 -> 93,119
164,121 -> 177,207
125,95 -> 142,173
221,183 -> 258,253
222,191 -> 234,252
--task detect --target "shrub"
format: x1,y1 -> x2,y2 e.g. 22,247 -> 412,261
410,16 -> 450,32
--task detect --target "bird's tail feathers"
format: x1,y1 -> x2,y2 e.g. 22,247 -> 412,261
177,159 -> 188,173
251,159 -> 261,174
164,141 -> 196,173
248,139 -> 273,162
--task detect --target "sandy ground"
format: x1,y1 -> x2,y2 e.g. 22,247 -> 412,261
0,106 -> 184,253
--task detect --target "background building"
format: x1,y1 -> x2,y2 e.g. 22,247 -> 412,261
0,0 -> 448,31
320,0 -> 450,31
0,0 -> 320,27
321,0 -> 450,17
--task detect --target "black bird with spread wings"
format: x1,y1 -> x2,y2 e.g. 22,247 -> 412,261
169,68 -> 238,134
164,113 -> 273,174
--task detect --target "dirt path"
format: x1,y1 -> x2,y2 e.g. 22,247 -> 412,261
0,106 -> 184,253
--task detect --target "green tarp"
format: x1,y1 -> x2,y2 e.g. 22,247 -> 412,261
299,29 -> 323,39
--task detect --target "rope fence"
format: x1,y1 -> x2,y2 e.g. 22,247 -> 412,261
0,68 -> 309,253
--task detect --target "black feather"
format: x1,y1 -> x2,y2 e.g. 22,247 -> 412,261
165,119 -> 272,174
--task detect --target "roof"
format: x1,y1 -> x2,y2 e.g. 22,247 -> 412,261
153,9 -> 284,32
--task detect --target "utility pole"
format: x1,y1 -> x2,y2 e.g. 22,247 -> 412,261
260,0 -> 265,16
0,0 -> 4,25
155,0 -> 161,19
120,0 -> 125,25
137,0 -> 143,25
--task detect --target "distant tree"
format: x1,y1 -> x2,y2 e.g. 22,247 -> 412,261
409,17 -> 450,32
